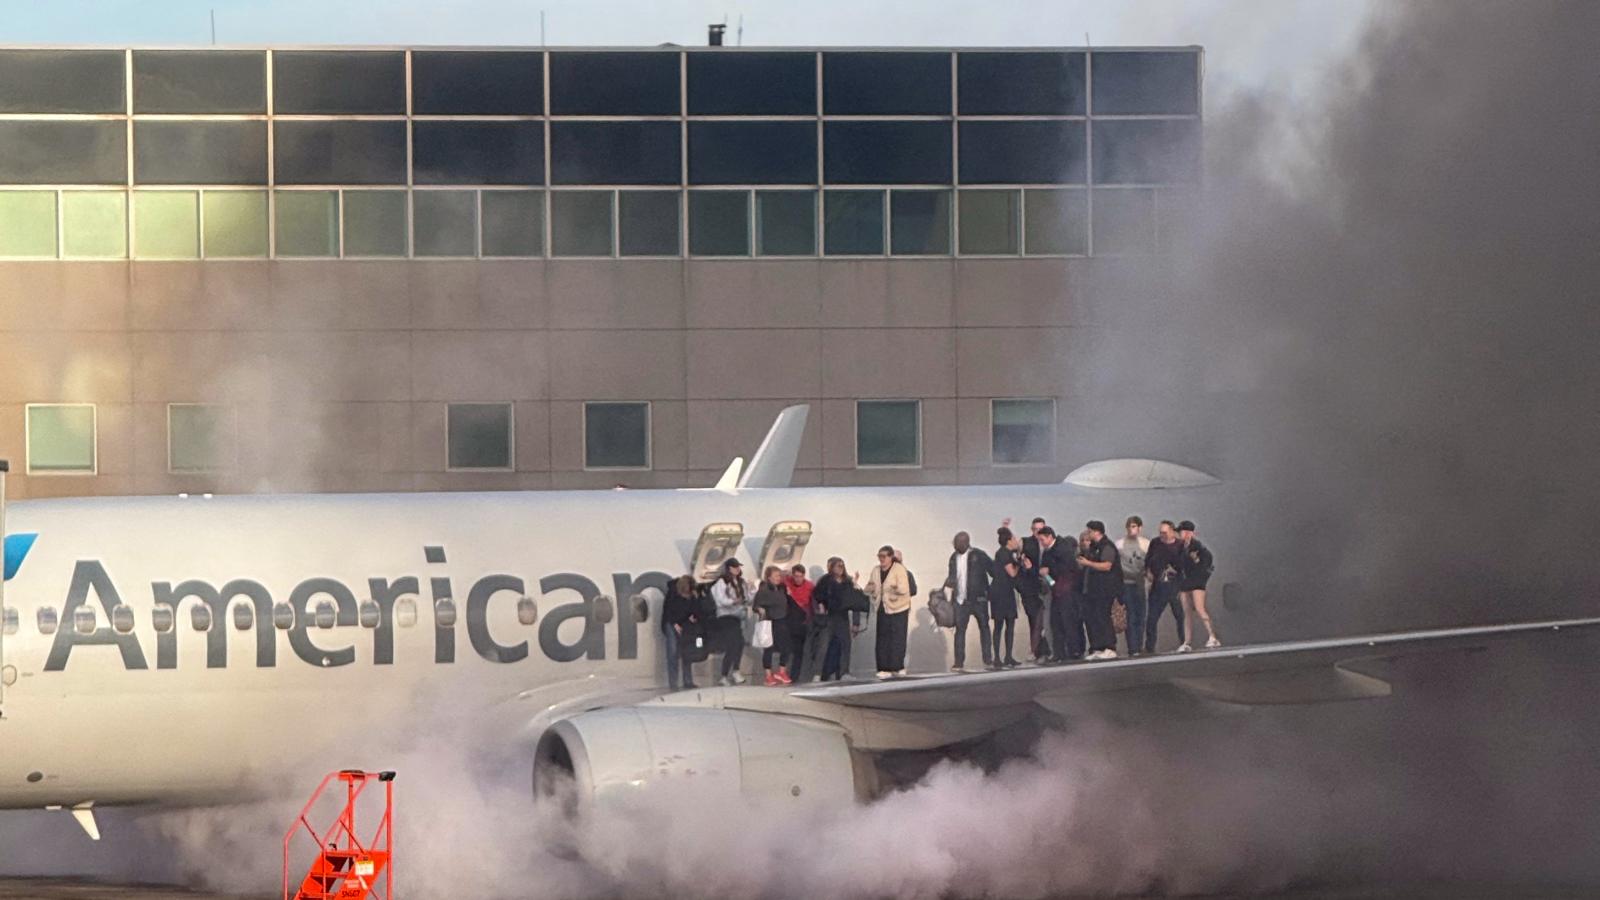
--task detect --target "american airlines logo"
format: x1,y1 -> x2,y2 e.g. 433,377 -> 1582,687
4,532 -> 37,581
29,545 -> 670,673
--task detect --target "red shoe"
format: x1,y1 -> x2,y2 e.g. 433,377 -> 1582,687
776,667 -> 793,685
764,671 -> 779,687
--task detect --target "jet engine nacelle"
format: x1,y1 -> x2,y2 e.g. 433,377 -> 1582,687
533,707 -> 866,813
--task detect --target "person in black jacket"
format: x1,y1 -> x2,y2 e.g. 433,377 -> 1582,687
944,531 -> 993,672
1039,526 -> 1079,662
1177,520 -> 1221,651
988,527 -> 1022,669
804,557 -> 864,681
1016,517 -> 1048,661
1077,521 -> 1122,660
661,574 -> 700,690
1144,520 -> 1186,653
753,565 -> 794,685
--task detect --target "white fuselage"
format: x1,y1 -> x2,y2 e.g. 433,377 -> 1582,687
0,483 -> 1235,809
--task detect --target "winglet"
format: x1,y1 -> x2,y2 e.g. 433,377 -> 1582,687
71,804 -> 100,841
738,405 -> 809,489
713,457 -> 744,493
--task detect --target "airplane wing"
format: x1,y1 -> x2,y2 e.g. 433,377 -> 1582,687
789,617 -> 1600,712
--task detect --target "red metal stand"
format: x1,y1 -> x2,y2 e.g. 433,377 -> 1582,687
283,770 -> 394,900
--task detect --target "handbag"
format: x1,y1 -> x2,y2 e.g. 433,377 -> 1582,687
927,588 -> 956,628
1111,600 -> 1128,634
751,618 -> 774,649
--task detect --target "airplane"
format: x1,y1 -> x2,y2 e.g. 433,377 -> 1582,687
1,405 -> 1596,842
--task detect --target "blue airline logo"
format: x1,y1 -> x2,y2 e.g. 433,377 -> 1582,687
4,533 -> 36,581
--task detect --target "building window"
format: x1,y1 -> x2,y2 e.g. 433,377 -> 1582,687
889,190 -> 951,256
1024,189 -> 1089,256
413,122 -> 544,186
1090,50 -> 1200,116
584,402 -> 650,470
132,49 -> 267,115
26,403 -> 96,475
856,400 -> 921,467
824,190 -> 884,256
62,191 -> 127,259
412,190 -> 478,258
275,190 -> 339,258
273,121 -> 408,186
168,404 -> 236,474
618,190 -> 680,256
822,122 -> 952,185
0,121 -> 125,185
342,190 -> 409,258
992,399 -> 1055,466
1092,189 -> 1157,256
133,121 -> 268,186
549,122 -> 681,186
446,403 -> 514,471
550,190 -> 614,257
201,190 -> 268,258
0,191 -> 57,258
480,190 -> 544,258
756,191 -> 815,256
958,189 -> 1020,256
133,190 -> 200,259
688,191 -> 749,257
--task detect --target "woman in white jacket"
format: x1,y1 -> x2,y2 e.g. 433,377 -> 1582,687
865,545 -> 913,679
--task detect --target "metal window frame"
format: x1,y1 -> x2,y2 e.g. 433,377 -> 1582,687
854,399 -> 923,469
24,402 -> 98,476
581,400 -> 653,472
444,401 -> 517,473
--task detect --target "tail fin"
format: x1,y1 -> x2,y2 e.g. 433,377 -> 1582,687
713,457 -> 744,492
737,405 -> 809,490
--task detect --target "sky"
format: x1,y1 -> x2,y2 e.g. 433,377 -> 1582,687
0,0 -> 1376,103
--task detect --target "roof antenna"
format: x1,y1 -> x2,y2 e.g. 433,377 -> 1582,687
541,9 -> 547,47
737,14 -> 744,46
210,8 -> 217,45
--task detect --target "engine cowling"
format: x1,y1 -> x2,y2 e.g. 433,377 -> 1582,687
533,707 -> 867,813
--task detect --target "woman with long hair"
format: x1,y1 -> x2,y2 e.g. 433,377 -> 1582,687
988,527 -> 1021,669
753,565 -> 795,685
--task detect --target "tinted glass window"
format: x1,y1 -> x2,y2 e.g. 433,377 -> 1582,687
823,190 -> 883,255
1092,119 -> 1200,184
412,50 -> 543,115
274,121 -> 407,185
1092,188 -> 1156,255
273,51 -> 405,115
550,191 -> 614,256
756,190 -> 815,256
619,190 -> 680,256
585,402 -> 650,469
958,189 -> 1019,255
0,50 -> 124,114
889,190 -> 950,255
857,400 -> 920,466
688,122 -> 815,185
169,404 -> 235,473
1091,51 -> 1200,115
133,50 -> 266,114
481,191 -> 544,257
448,403 -> 513,470
822,52 -> 949,115
343,190 -> 408,257
688,191 -> 749,256
274,190 -> 339,258
134,121 -> 268,185
413,191 -> 478,257
1024,188 -> 1088,255
0,192 -> 57,257
132,191 -> 199,259
992,399 -> 1054,465
687,52 -> 815,115
824,122 -> 951,185
957,51 -> 1084,115
0,121 -> 126,185
550,122 -> 681,185
26,405 -> 96,473
958,121 -> 1085,184
413,122 -> 544,185
202,190 -> 268,258
61,191 -> 127,259
549,52 -> 679,116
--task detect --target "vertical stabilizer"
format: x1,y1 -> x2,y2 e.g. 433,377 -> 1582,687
738,405 -> 809,489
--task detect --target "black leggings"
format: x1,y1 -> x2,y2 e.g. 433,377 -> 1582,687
715,617 -> 744,676
762,620 -> 794,670
991,616 -> 1015,664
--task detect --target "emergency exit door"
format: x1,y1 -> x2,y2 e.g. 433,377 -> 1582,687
757,521 -> 813,575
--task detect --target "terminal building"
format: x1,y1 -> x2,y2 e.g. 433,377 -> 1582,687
0,43 -> 1201,499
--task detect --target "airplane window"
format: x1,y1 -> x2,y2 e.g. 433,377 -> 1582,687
313,600 -> 336,630
434,598 -> 457,629
36,607 -> 57,635
592,594 -> 615,625
110,604 -> 135,634
395,598 -> 418,628
190,605 -> 212,633
2,606 -> 16,635
628,594 -> 649,624
73,606 -> 97,635
358,600 -> 380,629
516,596 -> 537,626
272,602 -> 294,630
151,603 -> 174,633
232,603 -> 253,631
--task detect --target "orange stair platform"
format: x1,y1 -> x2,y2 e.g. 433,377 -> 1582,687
283,770 -> 394,900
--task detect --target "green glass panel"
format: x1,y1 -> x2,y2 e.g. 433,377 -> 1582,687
550,191 -> 613,257
889,189 -> 951,256
1024,188 -> 1089,255
755,190 -> 815,256
823,190 -> 884,255
413,190 -> 477,257
27,405 -> 95,473
687,191 -> 748,256
856,401 -> 920,466
133,191 -> 200,259
168,404 -> 235,472
481,190 -> 543,257
958,189 -> 1019,255
992,399 -> 1054,464
343,190 -> 408,257
201,190 -> 267,258
274,190 -> 338,257
0,191 -> 58,257
584,402 -> 649,469
61,191 -> 126,258
447,403 -> 513,470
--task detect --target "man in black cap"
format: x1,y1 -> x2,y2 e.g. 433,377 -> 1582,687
709,558 -> 751,684
1076,521 -> 1122,660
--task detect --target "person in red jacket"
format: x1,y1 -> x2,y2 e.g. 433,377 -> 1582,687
785,564 -> 814,680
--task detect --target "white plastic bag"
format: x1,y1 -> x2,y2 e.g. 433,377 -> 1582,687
751,618 -> 774,649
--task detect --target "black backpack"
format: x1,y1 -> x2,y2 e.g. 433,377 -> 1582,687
906,568 -> 919,597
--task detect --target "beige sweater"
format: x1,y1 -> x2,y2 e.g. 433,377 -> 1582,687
866,561 -> 912,615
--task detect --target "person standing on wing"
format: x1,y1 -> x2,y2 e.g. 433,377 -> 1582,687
945,531 -> 993,673
1177,520 -> 1221,651
865,545 -> 913,679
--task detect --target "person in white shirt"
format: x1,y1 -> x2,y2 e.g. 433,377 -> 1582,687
944,532 -> 993,672
1119,516 -> 1152,657
710,559 -> 751,685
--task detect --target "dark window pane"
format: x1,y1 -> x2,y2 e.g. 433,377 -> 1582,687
959,121 -> 1085,184
957,51 -> 1084,115
857,401 -> 920,466
481,191 -> 543,257
448,403 -> 513,470
343,190 -> 408,257
619,190 -> 680,256
550,191 -> 614,256
1024,188 -> 1088,255
824,190 -> 883,255
756,191 -> 815,256
890,190 -> 950,255
413,191 -> 478,257
824,122 -> 951,185
0,50 -> 124,114
958,189 -> 1019,255
1092,119 -> 1200,184
992,399 -> 1054,464
549,52 -> 679,116
550,122 -> 681,185
133,50 -> 265,114
412,50 -> 543,115
274,121 -> 407,185
134,121 -> 267,185
273,51 -> 405,115
1092,188 -> 1156,255
822,52 -> 949,115
1091,51 -> 1200,115
0,121 -> 126,185
585,402 -> 650,469
413,122 -> 544,185
689,122 -> 816,185
687,51 -> 815,115
688,191 -> 749,256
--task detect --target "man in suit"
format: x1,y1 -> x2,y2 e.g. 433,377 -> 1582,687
944,531 -> 993,673
1018,517 -> 1052,661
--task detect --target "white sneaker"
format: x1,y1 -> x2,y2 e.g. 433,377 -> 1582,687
876,670 -> 892,680
1099,649 -> 1118,660
895,669 -> 907,677
730,671 -> 748,685
951,666 -> 966,674
1205,637 -> 1222,649
718,675 -> 733,686
1177,643 -> 1192,653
